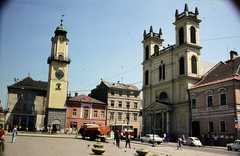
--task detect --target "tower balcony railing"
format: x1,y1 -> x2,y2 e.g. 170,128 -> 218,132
144,32 -> 160,40
151,44 -> 176,59
47,56 -> 71,64
176,11 -> 197,21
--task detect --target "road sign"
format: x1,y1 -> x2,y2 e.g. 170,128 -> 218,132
235,123 -> 239,129
235,118 -> 238,124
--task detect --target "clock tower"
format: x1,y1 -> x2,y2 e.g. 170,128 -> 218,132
45,19 -> 70,133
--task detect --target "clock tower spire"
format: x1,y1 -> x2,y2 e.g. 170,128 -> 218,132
45,19 -> 70,133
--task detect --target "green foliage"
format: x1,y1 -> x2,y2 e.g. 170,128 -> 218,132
138,148 -> 147,150
95,142 -> 102,145
94,146 -> 104,149
150,154 -> 159,156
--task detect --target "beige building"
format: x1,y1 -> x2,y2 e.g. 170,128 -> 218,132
91,81 -> 141,138
5,77 -> 47,131
141,4 -> 205,140
45,19 -> 70,133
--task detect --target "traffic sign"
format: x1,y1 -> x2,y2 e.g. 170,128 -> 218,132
235,123 -> 239,129
235,118 -> 238,124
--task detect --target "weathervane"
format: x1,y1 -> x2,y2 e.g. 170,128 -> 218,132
61,14 -> 65,26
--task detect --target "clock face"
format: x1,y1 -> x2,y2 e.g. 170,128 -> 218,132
55,70 -> 64,79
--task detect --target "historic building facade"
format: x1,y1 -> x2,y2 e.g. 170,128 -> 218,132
45,19 -> 70,133
141,4 -> 203,140
5,77 -> 47,131
91,81 -> 141,138
65,94 -> 107,134
188,51 -> 240,145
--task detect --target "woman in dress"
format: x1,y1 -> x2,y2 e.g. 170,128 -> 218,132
12,125 -> 17,143
177,136 -> 182,150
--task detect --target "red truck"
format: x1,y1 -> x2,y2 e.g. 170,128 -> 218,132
79,124 -> 110,142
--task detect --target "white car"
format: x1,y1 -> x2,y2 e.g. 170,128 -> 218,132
140,134 -> 163,144
182,137 -> 202,147
227,140 -> 240,151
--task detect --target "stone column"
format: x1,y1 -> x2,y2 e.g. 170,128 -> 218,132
162,112 -> 165,133
166,111 -> 170,134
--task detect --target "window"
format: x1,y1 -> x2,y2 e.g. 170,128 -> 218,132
191,99 -> 196,109
101,111 -> 105,118
126,114 -> 130,121
111,100 -> 115,107
179,57 -> 184,75
110,112 -> 114,121
220,120 -> 226,132
179,27 -> 184,45
119,101 -> 122,107
207,96 -> 213,107
119,91 -> 122,96
134,114 -> 137,122
58,55 -> 63,61
209,121 -> 213,132
24,93 -> 29,99
145,70 -> 149,85
31,93 -> 36,100
154,45 -> 159,54
73,109 -> 76,116
111,90 -> 114,95
220,93 -> 226,105
191,56 -> 197,74
159,92 -> 167,99
84,110 -> 88,117
190,26 -> 196,44
134,92 -> 138,98
163,64 -> 165,80
94,111 -> 97,117
145,46 -> 149,60
126,102 -> 130,108
118,113 -> 122,121
159,66 -> 162,81
23,104 -> 28,111
17,92 -> 23,99
134,102 -> 138,109
31,104 -> 35,111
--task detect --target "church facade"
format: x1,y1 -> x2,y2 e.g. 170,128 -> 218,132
141,4 -> 202,140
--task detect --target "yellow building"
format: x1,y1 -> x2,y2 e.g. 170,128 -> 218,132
45,19 -> 70,133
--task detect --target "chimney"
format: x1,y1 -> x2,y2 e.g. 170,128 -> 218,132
75,92 -> 78,97
230,50 -> 238,60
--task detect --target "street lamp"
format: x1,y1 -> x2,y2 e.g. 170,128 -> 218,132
221,60 -> 238,139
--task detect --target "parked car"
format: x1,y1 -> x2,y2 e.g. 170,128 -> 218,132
182,137 -> 202,147
140,134 -> 163,144
226,140 -> 240,151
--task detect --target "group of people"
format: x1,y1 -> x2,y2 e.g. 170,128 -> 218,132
114,131 -> 131,148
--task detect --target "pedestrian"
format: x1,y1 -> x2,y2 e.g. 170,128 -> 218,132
12,125 -> 17,143
125,133 -> 131,148
115,131 -> 120,147
214,135 -> 217,146
164,133 -> 166,142
177,136 -> 182,150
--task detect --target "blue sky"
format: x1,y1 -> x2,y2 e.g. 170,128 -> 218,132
0,0 -> 240,109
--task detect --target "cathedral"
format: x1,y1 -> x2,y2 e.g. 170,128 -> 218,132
141,4 -> 204,140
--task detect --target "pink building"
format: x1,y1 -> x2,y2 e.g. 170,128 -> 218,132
65,94 -> 107,133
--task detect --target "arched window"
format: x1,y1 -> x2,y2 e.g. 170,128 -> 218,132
145,46 -> 149,60
159,92 -> 167,99
179,57 -> 184,75
58,55 -> 63,61
191,56 -> 197,74
145,70 -> 149,85
163,64 -> 165,80
154,45 -> 159,54
159,66 -> 162,81
179,27 -> 184,45
190,26 -> 196,44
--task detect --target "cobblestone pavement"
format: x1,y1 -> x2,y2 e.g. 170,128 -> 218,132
0,133 -> 239,156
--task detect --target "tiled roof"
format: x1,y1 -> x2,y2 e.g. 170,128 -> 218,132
102,81 -> 140,91
68,94 -> 106,104
8,76 -> 47,90
189,57 -> 240,90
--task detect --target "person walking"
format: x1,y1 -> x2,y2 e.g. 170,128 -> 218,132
214,135 -> 218,146
177,136 -> 182,150
12,125 -> 17,143
115,131 -> 120,148
125,133 -> 131,148
164,133 -> 166,142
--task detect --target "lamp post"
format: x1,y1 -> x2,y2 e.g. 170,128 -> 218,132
221,60 -> 238,139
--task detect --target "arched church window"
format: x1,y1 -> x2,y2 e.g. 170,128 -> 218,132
145,46 -> 149,60
154,45 -> 159,54
190,26 -> 196,44
145,70 -> 149,85
159,92 -> 167,99
179,57 -> 184,75
159,66 -> 162,81
179,27 -> 184,45
59,55 -> 63,61
163,64 -> 165,80
191,56 -> 197,74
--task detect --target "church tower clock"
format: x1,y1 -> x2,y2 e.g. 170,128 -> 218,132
45,19 -> 70,133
